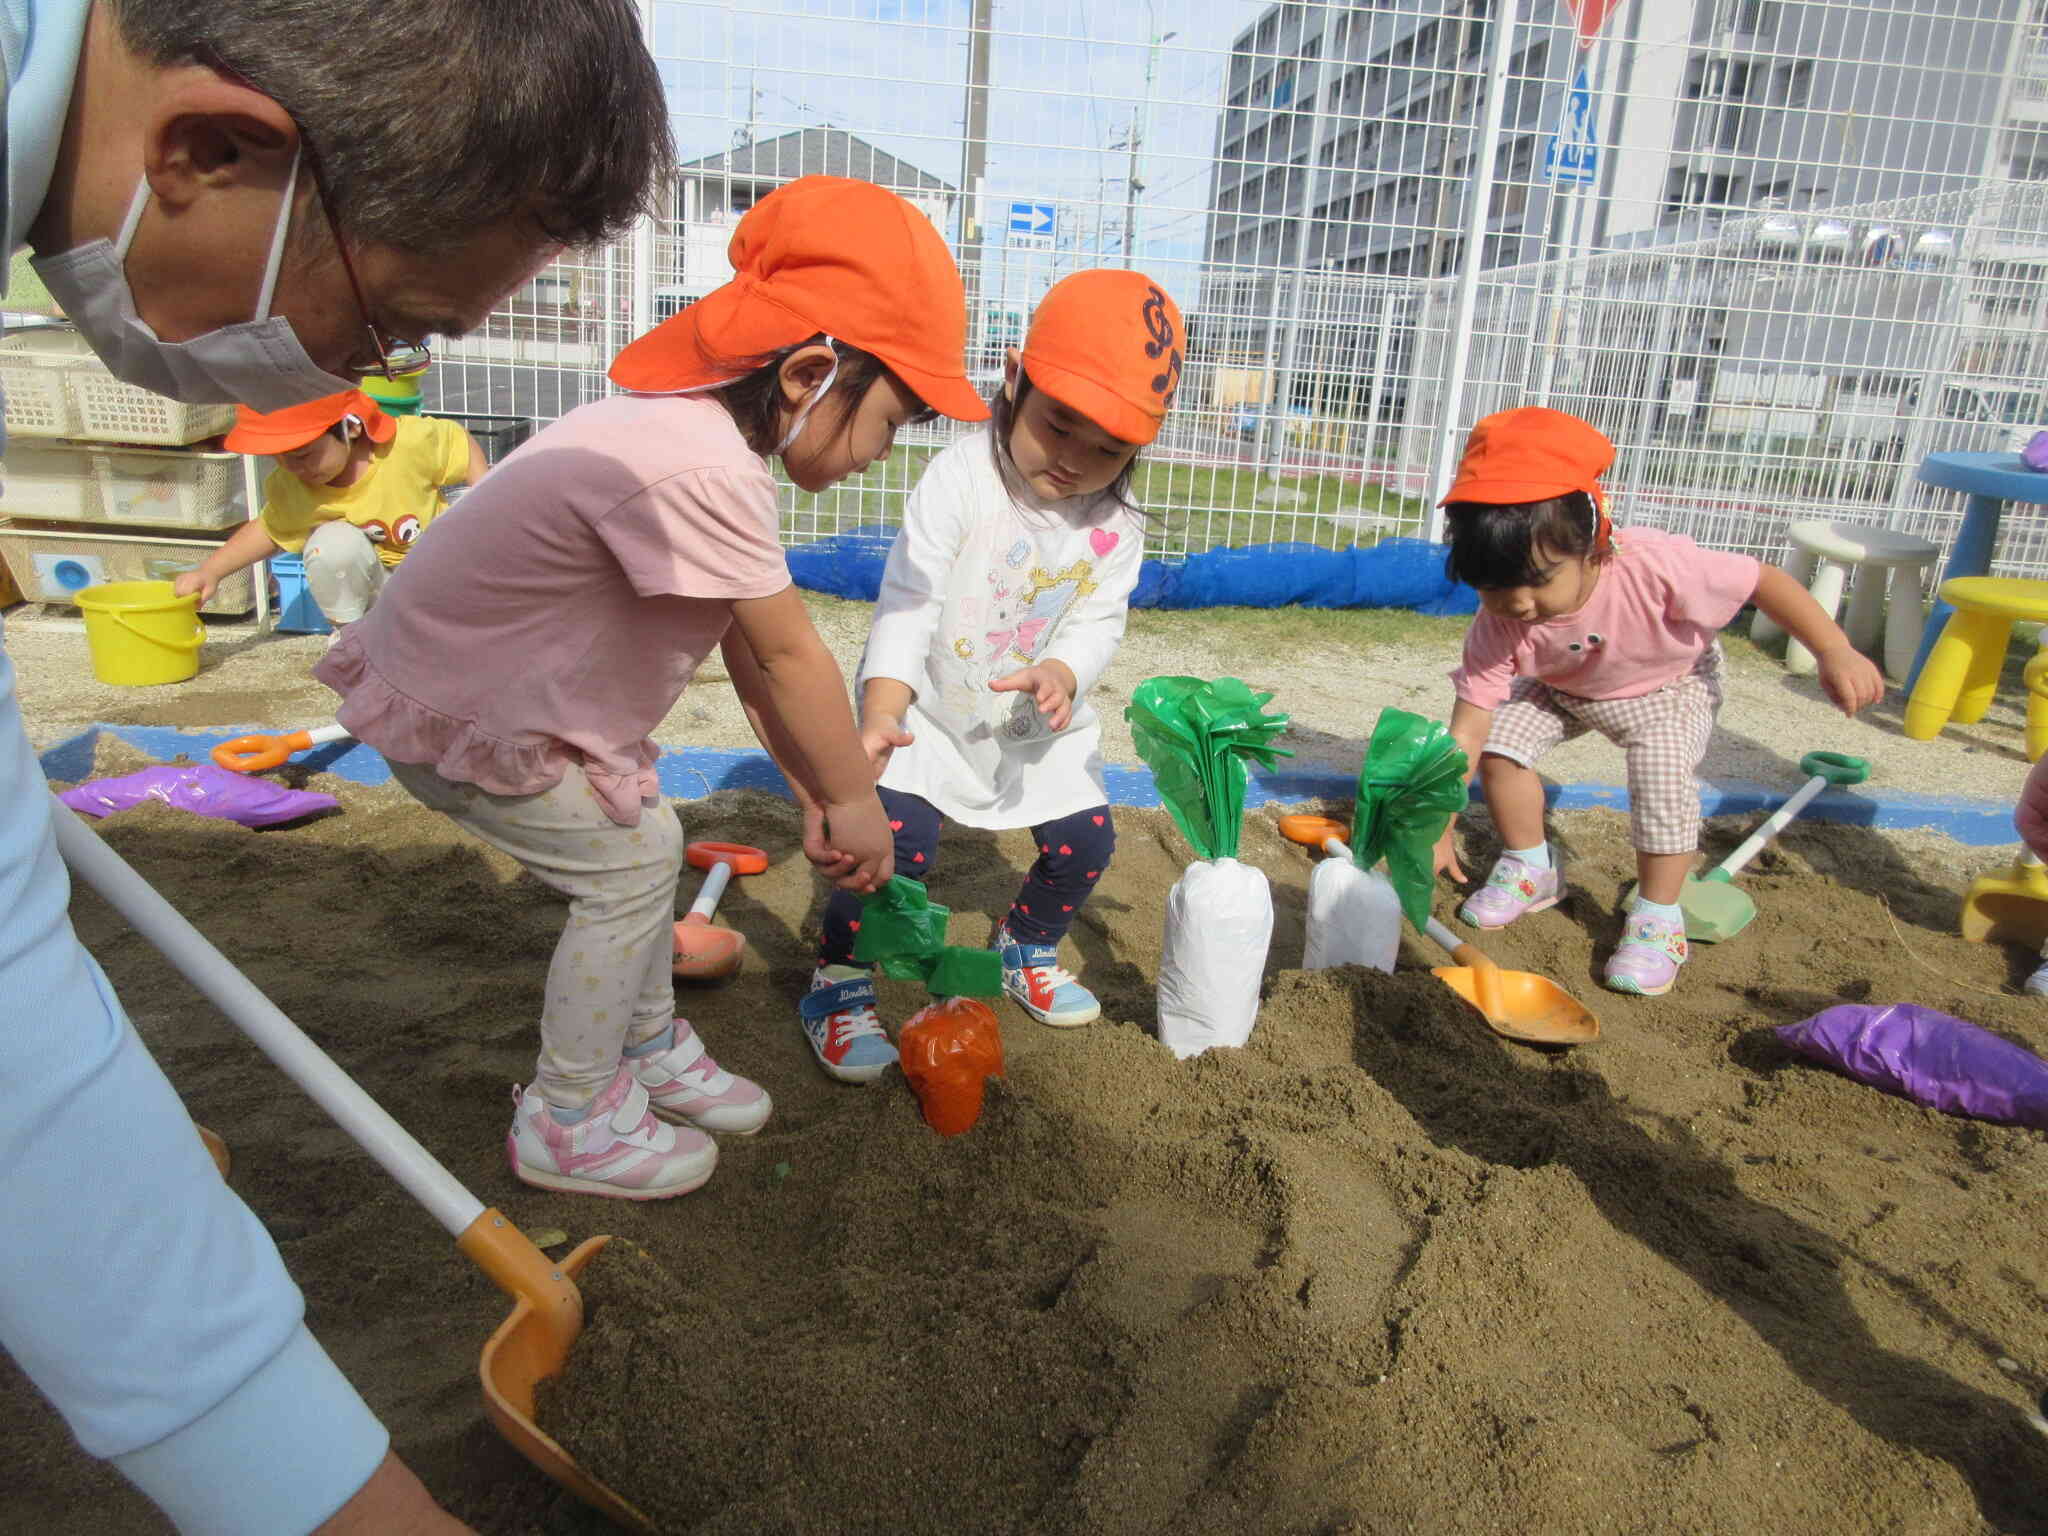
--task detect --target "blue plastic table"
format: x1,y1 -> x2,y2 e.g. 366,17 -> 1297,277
1903,451 -> 2048,691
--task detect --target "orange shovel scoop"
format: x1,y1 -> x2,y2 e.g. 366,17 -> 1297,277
1277,814 -> 1598,1047
672,841 -> 768,981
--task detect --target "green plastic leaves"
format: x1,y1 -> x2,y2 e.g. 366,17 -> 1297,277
1354,708 -> 1470,929
1126,677 -> 1292,861
852,876 -> 1002,997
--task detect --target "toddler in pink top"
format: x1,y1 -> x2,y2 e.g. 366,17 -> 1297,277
315,177 -> 989,1200
1433,408 -> 1884,998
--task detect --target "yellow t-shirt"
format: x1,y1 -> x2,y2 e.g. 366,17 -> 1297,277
259,416 -> 471,568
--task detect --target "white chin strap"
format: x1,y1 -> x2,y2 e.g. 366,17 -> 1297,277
774,337 -> 839,455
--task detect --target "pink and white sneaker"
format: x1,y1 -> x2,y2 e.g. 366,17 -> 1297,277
630,1019 -> 772,1135
1604,910 -> 1689,997
1458,853 -> 1562,930
507,1062 -> 717,1200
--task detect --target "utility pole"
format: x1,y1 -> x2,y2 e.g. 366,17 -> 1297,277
1124,26 -> 1177,266
960,0 -> 994,370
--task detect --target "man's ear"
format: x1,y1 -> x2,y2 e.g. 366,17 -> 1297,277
778,343 -> 838,407
140,67 -> 299,210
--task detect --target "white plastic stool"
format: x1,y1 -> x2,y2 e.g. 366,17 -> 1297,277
1751,520 -> 1938,681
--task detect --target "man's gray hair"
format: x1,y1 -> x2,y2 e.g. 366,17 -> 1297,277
107,0 -> 675,252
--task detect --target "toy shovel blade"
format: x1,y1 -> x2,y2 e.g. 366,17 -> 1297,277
1674,871 -> 1757,945
1427,961 -> 1602,1045
1961,852 -> 2048,946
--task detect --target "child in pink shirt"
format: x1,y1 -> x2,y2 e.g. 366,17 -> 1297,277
315,177 -> 989,1200
1433,408 -> 1884,998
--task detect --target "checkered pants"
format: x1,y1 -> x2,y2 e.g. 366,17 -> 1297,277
1481,646 -> 1725,854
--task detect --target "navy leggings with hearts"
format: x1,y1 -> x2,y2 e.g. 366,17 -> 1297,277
817,786 -> 1116,966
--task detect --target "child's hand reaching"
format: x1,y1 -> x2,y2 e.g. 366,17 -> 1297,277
171,571 -> 216,603
989,660 -> 1078,732
1432,822 -> 1467,884
1814,644 -> 1885,717
860,711 -> 913,780
818,793 -> 896,893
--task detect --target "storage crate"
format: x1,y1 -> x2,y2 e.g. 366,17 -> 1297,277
0,439 -> 102,523
68,368 -> 235,445
0,518 -> 254,615
0,329 -> 93,438
424,412 -> 535,465
92,446 -> 244,528
269,552 -> 332,634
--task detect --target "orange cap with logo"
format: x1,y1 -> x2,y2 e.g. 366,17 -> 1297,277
223,390 -> 395,455
1441,406 -> 1615,552
1018,269 -> 1183,445
608,175 -> 987,422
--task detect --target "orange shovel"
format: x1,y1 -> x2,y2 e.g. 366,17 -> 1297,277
50,795 -> 654,1532
1278,814 -> 1599,1046
212,722 -> 352,773
672,841 -> 768,981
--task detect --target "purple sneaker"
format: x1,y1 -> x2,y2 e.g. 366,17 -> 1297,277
1458,854 -> 1561,930
1604,911 -> 1689,997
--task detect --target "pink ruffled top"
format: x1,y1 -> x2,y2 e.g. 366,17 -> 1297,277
313,395 -> 791,826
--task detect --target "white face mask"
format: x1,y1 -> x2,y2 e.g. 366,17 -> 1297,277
773,339 -> 839,455
32,151 -> 361,410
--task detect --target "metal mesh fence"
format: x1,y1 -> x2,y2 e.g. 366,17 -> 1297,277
419,0 -> 2048,576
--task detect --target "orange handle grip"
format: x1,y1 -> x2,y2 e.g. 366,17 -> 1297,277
210,729 -> 312,774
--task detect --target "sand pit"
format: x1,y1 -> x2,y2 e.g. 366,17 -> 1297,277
10,736 -> 2048,1534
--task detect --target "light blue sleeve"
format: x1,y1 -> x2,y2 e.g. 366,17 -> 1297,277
0,628 -> 388,1531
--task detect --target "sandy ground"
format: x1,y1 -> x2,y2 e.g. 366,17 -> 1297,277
5,740 -> 2048,1535
6,593 -> 2043,813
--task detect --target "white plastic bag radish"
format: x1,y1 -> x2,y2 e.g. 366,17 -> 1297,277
1126,677 -> 1293,1060
1303,853 -> 1401,973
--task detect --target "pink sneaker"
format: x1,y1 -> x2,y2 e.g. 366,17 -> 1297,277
1458,854 -> 1562,930
507,1063 -> 717,1200
630,1019 -> 772,1135
1604,910 -> 1688,997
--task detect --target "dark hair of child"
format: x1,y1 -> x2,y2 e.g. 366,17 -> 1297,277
988,371 -> 1141,515
709,336 -> 937,456
1442,490 -> 1605,591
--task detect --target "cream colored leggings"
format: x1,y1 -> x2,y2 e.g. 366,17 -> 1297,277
386,760 -> 681,1109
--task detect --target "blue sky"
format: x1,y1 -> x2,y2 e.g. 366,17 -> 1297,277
648,0 -> 1266,310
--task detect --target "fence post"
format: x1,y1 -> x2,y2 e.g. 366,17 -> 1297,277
1426,0 -> 1524,541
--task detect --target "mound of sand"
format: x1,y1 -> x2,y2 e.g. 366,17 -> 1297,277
10,742 -> 2048,1534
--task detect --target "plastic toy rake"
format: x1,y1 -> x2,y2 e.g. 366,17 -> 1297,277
50,796 -> 655,1533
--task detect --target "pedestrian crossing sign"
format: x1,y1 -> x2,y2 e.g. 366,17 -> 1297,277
1543,63 -> 1599,185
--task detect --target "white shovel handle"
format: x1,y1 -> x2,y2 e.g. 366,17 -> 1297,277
302,721 -> 353,749
49,795 -> 486,1240
686,859 -> 734,922
1712,773 -> 1830,881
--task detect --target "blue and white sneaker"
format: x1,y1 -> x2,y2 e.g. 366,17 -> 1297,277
798,966 -> 898,1083
992,921 -> 1101,1027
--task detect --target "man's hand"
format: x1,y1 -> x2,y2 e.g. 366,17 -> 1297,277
1815,644 -> 1885,717
860,711 -> 913,780
989,660 -> 1078,732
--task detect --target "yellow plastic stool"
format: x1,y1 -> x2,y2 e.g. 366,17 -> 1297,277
1901,576 -> 2048,756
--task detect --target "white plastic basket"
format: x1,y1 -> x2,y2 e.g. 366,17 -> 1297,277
0,439 -> 102,524
0,518 -> 253,615
0,330 -> 93,439
91,446 -> 244,528
68,370 -> 235,446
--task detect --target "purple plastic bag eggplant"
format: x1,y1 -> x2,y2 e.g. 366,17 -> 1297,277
58,764 -> 339,828
1776,1003 -> 2048,1130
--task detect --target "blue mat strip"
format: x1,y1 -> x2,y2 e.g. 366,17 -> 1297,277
37,724 -> 2021,846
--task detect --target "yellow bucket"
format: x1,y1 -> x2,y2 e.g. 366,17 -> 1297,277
75,580 -> 203,686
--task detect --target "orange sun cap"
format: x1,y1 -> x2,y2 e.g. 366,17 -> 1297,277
1018,268 -> 1184,446
223,390 -> 395,455
1440,407 -> 1616,550
607,175 -> 988,422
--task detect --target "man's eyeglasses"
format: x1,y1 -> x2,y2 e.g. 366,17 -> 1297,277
299,137 -> 430,381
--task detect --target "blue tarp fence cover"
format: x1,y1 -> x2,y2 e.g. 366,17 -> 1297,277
784,527 -> 1479,616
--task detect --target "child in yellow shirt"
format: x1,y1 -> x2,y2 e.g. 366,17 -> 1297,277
174,389 -> 486,630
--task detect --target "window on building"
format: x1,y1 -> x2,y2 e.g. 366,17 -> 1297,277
1780,60 -> 1813,106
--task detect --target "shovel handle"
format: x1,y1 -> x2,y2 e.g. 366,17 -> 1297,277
1710,771 -> 1833,881
49,794 -> 486,1240
211,721 -> 351,774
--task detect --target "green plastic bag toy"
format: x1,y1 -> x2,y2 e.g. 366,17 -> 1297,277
1125,676 -> 1292,860
1353,707 -> 1469,930
851,875 -> 1002,997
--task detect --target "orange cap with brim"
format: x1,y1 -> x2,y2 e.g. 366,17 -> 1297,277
1019,269 -> 1183,445
608,175 -> 988,422
1440,406 -> 1615,550
223,390 -> 395,454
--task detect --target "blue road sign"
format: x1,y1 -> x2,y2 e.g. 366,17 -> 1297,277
1007,202 -> 1056,238
1543,63 -> 1599,186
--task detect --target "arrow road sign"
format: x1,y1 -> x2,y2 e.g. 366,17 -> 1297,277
1007,202 -> 1056,246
